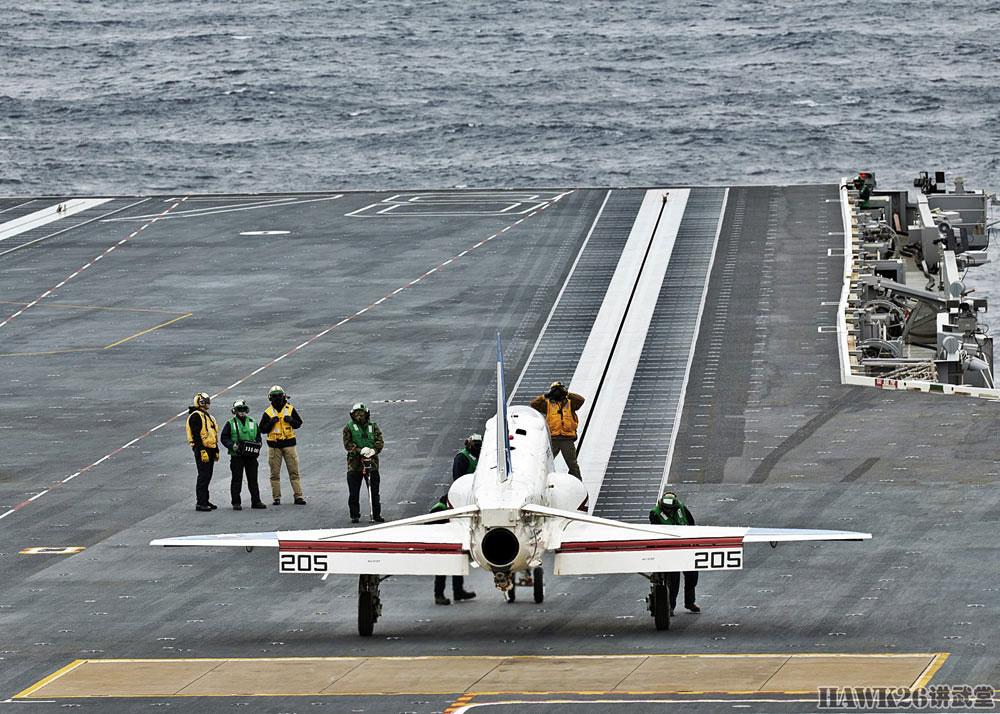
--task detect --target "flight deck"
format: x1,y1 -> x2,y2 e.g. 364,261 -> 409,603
0,187 -> 996,713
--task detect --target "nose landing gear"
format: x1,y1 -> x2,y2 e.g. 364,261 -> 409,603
501,567 -> 545,604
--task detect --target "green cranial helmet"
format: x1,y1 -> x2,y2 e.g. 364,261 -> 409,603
232,399 -> 249,414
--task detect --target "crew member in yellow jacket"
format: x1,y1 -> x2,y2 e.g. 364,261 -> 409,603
530,381 -> 585,479
185,392 -> 219,511
258,385 -> 306,505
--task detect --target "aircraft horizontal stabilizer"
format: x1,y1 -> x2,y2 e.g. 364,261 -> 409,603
150,531 -> 279,548
522,503 -> 870,576
151,506 -> 480,576
280,521 -> 471,576
743,527 -> 871,542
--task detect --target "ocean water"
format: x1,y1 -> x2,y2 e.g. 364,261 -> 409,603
2,0 -> 998,197
4,0 -> 1000,288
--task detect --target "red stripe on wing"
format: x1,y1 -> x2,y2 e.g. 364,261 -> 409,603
557,536 -> 743,553
279,540 -> 464,554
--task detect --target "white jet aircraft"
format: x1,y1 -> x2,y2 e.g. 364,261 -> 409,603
152,335 -> 870,635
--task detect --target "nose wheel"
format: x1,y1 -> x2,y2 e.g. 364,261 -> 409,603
503,567 -> 545,604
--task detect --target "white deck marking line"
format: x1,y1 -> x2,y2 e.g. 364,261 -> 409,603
510,190 -> 610,399
0,199 -> 149,259
102,195 -> 344,222
0,199 -> 112,243
344,202 -> 380,217
0,197 -> 189,330
574,190 -> 691,508
658,189 -> 729,493
0,191 -> 576,525
0,198 -> 37,215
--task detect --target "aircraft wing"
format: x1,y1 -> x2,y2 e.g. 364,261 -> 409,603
150,506 -> 479,576
524,504 -> 870,576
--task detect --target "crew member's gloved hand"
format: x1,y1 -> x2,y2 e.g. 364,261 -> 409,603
283,414 -> 293,423
360,447 -> 376,459
199,449 -> 209,463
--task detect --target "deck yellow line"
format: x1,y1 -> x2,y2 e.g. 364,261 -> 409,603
13,659 -> 87,699
912,652 -> 949,689
18,653 -> 947,699
104,312 -> 192,349
0,347 -> 102,358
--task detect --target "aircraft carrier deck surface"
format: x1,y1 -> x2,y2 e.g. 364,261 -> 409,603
0,188 -> 996,713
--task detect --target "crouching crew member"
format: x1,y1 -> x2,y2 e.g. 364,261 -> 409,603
649,491 -> 700,614
186,392 -> 219,512
220,399 -> 266,510
530,381 -> 585,479
430,494 -> 476,605
259,385 -> 305,505
343,402 -> 384,523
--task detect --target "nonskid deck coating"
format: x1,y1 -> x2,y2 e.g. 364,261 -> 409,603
17,653 -> 946,698
1,188 -> 997,713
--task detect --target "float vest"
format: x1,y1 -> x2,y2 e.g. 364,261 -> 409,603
545,399 -> 579,438
264,404 -> 296,442
186,410 -> 218,449
458,448 -> 478,474
227,416 -> 260,455
651,503 -> 690,526
348,421 -> 377,450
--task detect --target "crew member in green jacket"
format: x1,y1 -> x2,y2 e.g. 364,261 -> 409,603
343,402 -> 385,523
452,433 -> 482,480
432,433 -> 482,604
649,491 -> 701,614
429,494 -> 476,605
220,399 -> 266,511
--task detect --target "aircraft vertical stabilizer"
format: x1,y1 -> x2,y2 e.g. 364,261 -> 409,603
495,332 -> 513,483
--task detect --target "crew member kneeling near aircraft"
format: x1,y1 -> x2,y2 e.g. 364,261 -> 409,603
343,403 -> 385,523
649,491 -> 700,614
259,385 -> 305,505
530,381 -> 585,479
429,495 -> 476,605
220,399 -> 266,511
186,392 -> 220,512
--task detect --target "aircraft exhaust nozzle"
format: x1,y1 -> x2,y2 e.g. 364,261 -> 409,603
479,527 -> 521,569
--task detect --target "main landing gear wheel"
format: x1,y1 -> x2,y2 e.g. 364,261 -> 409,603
648,575 -> 670,631
505,586 -> 516,603
532,566 -> 544,604
358,574 -> 382,637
